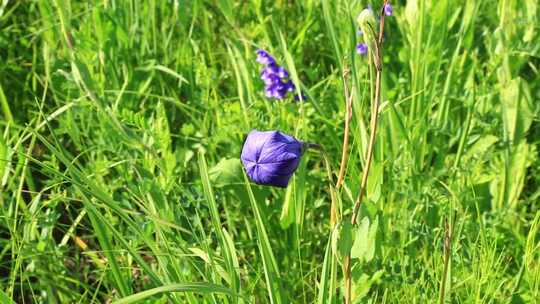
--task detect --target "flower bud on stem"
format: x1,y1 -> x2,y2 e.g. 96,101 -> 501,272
344,2 -> 390,303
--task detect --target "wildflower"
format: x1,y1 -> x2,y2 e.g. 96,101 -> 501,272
255,49 -> 304,101
261,68 -> 280,85
384,3 -> 393,16
265,82 -> 287,100
356,43 -> 368,56
276,66 -> 289,78
241,129 -> 304,188
284,80 -> 295,92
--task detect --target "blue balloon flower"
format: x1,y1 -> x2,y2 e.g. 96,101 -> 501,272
241,130 -> 304,188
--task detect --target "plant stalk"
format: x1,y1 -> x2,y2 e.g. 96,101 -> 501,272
344,2 -> 388,303
336,67 -> 353,189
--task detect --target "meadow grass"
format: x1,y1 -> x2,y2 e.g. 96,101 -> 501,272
0,0 -> 539,303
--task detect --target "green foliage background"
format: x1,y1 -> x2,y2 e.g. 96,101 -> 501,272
0,0 -> 539,303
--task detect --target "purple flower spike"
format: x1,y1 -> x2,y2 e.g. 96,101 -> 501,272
241,130 -> 304,188
384,3 -> 393,16
256,50 -> 299,101
256,49 -> 276,65
356,43 -> 368,56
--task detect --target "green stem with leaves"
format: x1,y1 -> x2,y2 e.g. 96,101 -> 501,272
344,2 -> 389,303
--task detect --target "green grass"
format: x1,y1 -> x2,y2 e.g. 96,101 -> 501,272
1,0 -> 539,303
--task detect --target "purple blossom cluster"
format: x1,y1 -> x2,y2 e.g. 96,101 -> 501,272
256,49 -> 302,101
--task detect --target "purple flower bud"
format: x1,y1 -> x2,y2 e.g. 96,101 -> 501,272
241,130 -> 304,187
356,43 -> 368,56
256,49 -> 276,65
357,29 -> 363,36
384,3 -> 393,16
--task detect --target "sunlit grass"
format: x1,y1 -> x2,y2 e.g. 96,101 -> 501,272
0,0 -> 539,303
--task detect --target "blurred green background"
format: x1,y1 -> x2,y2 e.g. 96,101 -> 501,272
0,0 -> 539,303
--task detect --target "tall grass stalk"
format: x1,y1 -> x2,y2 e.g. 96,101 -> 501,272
344,2 -> 389,303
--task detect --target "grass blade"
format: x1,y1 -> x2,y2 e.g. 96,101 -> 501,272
243,174 -> 284,304
112,283 -> 234,304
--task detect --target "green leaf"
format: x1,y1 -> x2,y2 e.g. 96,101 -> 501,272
465,135 -> 499,160
209,158 -> 244,187
507,142 -> 534,208
0,289 -> 15,304
501,78 -> 533,143
351,217 -> 370,260
279,185 -> 295,229
336,221 -> 354,258
367,161 -> 382,203
352,269 -> 384,302
351,216 -> 378,262
365,216 -> 378,262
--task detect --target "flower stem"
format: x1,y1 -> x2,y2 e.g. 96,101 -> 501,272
336,67 -> 353,189
344,2 -> 389,303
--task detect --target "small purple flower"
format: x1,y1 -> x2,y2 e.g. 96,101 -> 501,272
241,130 -> 304,187
276,66 -> 289,78
256,49 -> 276,65
265,63 -> 280,74
384,3 -> 393,16
284,80 -> 295,92
356,43 -> 368,56
261,69 -> 280,85
266,82 -> 288,99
